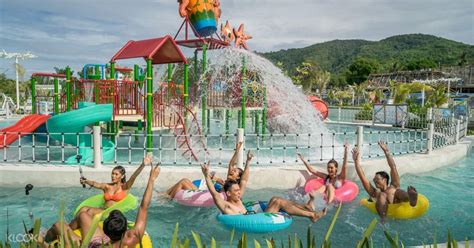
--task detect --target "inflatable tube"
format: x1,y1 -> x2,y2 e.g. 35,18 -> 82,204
360,194 -> 429,219
174,189 -> 226,207
217,201 -> 293,233
73,194 -> 138,219
304,178 -> 359,203
307,96 -> 329,119
192,179 -> 223,192
72,221 -> 152,248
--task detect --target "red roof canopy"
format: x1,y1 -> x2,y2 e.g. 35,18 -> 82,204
111,35 -> 187,64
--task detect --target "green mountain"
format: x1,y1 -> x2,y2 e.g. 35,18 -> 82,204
261,34 -> 474,75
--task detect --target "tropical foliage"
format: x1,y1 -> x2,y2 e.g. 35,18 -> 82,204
262,34 -> 474,89
292,61 -> 331,95
0,73 -> 30,106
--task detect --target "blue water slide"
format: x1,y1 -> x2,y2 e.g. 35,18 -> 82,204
46,103 -> 114,165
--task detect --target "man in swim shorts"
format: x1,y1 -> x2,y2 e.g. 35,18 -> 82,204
202,151 -> 327,222
353,141 -> 418,223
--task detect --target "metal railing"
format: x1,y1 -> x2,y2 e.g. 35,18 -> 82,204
0,115 -> 468,166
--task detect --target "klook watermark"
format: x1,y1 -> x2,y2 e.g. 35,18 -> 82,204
6,233 -> 38,243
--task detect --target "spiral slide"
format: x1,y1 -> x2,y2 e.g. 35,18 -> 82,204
46,103 -> 115,165
0,114 -> 51,148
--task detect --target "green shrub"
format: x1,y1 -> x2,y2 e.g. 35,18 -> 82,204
355,103 -> 373,121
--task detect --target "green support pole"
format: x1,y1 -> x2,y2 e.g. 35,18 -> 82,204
194,50 -> 198,99
167,64 -> 172,101
66,66 -> 71,112
135,119 -> 143,143
108,62 -> 116,130
94,75 -> 99,104
31,77 -> 36,114
241,57 -> 247,130
201,45 -> 207,133
194,50 -> 198,82
133,65 -> 139,81
184,64 -> 189,107
262,86 -> 267,141
146,59 -> 153,152
110,62 -> 116,80
225,109 -> 230,136
95,65 -> 100,78
207,109 -> 210,134
255,111 -> 260,135
54,78 -> 59,114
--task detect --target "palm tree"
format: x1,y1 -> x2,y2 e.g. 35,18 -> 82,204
334,90 -> 352,106
353,82 -> 368,105
427,85 -> 448,107
393,83 -> 411,104
314,70 -> 331,97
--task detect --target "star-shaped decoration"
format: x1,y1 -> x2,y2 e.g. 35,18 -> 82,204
220,20 -> 234,43
233,24 -> 252,50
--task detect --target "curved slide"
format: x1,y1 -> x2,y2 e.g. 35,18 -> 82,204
307,96 -> 329,119
46,103 -> 115,165
0,114 -> 51,148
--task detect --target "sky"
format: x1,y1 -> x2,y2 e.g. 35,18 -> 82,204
0,0 -> 472,79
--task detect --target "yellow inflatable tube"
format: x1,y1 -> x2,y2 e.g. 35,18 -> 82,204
360,194 -> 429,219
73,221 -> 152,248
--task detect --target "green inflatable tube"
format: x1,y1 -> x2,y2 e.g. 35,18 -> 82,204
73,193 -> 138,220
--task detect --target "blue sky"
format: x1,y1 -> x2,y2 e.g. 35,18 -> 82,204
0,0 -> 472,79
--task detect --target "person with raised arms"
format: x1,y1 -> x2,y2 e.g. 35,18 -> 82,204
353,141 -> 418,223
202,150 -> 327,222
39,156 -> 160,248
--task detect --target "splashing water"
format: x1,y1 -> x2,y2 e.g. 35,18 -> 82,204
201,48 -> 331,135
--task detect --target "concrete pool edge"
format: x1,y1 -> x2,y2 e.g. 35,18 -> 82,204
0,137 -> 472,189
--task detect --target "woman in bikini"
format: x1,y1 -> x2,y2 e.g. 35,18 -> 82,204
40,158 -> 160,248
298,142 -> 349,204
165,142 -> 244,198
71,155 -> 151,227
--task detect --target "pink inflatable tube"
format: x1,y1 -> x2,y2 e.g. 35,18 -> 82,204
304,178 -> 359,203
174,189 -> 227,207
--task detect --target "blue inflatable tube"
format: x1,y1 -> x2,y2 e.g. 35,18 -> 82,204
217,201 -> 293,233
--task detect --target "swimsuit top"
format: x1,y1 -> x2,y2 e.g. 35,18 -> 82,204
104,190 -> 127,202
325,176 -> 342,189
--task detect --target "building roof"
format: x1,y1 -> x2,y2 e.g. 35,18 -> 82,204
111,35 -> 187,64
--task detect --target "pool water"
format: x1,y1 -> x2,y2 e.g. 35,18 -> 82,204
1,150 -> 472,246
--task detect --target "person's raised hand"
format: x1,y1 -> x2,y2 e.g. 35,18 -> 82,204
343,142 -> 349,151
378,141 -> 389,153
80,177 -> 87,185
149,162 -> 160,180
297,153 -> 304,159
352,147 -> 360,162
246,150 -> 254,161
143,154 -> 153,166
201,161 -> 210,177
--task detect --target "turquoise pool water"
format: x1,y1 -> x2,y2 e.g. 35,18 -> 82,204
1,150 -> 472,246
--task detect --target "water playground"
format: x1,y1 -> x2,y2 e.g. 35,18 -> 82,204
0,0 -> 472,246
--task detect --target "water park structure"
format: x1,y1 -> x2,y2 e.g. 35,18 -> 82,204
0,0 -> 472,246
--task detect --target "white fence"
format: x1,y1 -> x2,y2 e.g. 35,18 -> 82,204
0,115 -> 468,167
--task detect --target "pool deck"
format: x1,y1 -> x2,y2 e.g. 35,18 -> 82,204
0,137 -> 472,189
